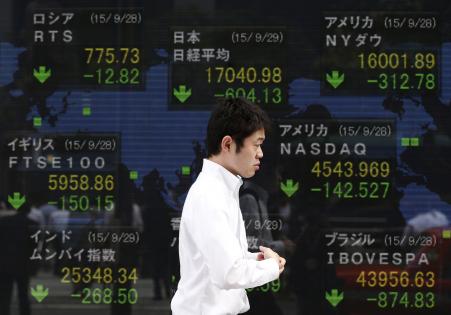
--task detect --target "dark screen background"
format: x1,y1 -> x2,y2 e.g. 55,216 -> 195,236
0,1 -> 450,314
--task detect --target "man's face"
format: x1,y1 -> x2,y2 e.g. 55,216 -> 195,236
229,128 -> 265,178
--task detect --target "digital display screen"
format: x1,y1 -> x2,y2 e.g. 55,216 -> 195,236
0,1 -> 450,315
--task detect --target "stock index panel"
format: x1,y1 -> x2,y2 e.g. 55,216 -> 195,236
0,1 -> 450,315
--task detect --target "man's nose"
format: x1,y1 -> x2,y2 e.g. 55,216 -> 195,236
257,146 -> 263,158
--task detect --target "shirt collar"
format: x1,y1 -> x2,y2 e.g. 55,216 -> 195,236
202,159 -> 243,194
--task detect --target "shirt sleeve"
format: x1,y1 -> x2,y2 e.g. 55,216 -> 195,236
189,192 -> 279,290
246,251 -> 260,260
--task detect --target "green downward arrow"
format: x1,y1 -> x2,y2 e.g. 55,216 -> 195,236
325,289 -> 344,307
31,284 -> 49,303
173,85 -> 192,103
280,179 -> 299,198
33,66 -> 51,83
326,71 -> 344,89
8,192 -> 26,210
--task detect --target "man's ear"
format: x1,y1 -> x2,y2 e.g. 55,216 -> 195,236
221,135 -> 233,153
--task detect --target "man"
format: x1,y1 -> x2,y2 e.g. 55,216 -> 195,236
171,98 -> 286,314
240,179 -> 296,315
0,203 -> 38,315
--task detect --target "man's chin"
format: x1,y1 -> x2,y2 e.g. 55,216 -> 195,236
242,170 -> 256,179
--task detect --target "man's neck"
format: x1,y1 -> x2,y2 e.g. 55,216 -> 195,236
207,156 -> 237,176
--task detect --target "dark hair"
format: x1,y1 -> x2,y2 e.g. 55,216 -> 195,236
206,98 -> 271,157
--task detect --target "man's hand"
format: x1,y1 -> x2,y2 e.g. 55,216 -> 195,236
259,246 -> 286,274
278,256 -> 286,274
259,245 -> 279,261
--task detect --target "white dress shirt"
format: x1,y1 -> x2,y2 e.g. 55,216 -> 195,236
171,159 -> 280,315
